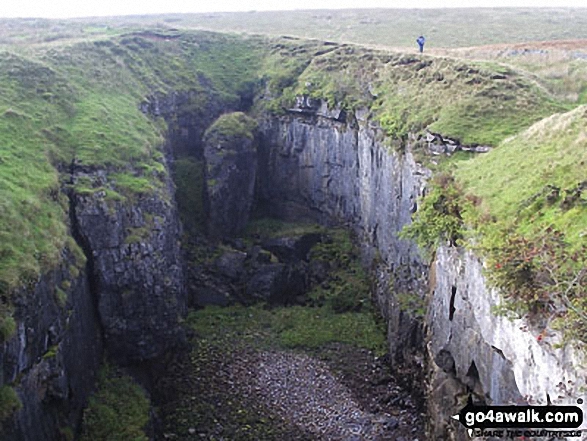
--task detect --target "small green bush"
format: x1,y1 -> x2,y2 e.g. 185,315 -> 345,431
0,385 -> 22,424
0,313 -> 16,342
400,172 -> 467,258
80,365 -> 150,441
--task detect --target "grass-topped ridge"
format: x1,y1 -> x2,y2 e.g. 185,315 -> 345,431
406,106 -> 587,340
275,45 -> 565,146
0,31 -> 268,296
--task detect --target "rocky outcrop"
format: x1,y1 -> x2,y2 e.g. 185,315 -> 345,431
204,112 -> 259,238
0,250 -> 102,441
257,100 -> 430,366
188,233 -> 322,307
422,131 -> 492,155
71,165 -> 186,364
427,245 -> 587,440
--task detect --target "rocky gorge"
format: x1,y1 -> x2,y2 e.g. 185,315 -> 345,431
0,30 -> 585,441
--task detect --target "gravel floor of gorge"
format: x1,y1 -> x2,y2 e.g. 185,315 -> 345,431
156,339 -> 425,441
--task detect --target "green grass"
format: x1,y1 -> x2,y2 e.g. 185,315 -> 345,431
189,304 -> 386,356
455,105 -> 587,246
0,310 -> 16,342
435,42 -> 587,106
204,111 -> 258,144
285,47 -> 565,145
0,385 -> 21,426
80,365 -> 150,441
0,52 -> 74,292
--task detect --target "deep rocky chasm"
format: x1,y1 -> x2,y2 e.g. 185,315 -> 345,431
2,86 -> 586,441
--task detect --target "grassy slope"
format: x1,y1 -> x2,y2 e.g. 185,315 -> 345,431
0,31 -> 264,295
456,105 -> 587,246
435,41 -> 587,105
281,45 -> 563,145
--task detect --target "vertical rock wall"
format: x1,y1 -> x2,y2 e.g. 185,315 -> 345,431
427,246 -> 587,440
257,99 -> 587,440
72,165 -> 186,364
257,101 -> 430,372
0,251 -> 103,441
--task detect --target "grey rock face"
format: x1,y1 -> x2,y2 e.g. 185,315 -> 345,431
256,101 -> 587,440
1,250 -> 102,441
257,105 -> 430,363
204,113 -> 258,238
72,164 -> 186,364
427,246 -> 587,440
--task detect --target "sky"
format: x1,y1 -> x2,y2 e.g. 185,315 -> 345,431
0,0 -> 585,19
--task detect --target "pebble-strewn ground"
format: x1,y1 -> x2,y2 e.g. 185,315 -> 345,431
156,339 -> 425,440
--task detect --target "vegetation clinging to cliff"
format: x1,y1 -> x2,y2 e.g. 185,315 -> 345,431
407,106 -> 587,340
0,385 -> 21,427
400,173 -> 468,258
80,366 -> 150,441
204,111 -> 258,145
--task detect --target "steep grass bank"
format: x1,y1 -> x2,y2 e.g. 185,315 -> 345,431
456,105 -> 587,245
0,31 -> 263,302
406,105 -> 587,340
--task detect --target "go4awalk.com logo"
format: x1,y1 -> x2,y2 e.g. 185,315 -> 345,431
452,397 -> 584,438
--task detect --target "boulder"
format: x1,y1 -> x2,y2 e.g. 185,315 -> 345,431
262,233 -> 322,263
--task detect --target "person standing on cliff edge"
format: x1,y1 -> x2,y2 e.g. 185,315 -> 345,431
417,35 -> 425,53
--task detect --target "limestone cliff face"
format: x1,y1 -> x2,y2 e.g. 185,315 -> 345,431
0,252 -> 102,441
258,98 -> 587,440
72,164 -> 186,364
428,246 -> 587,440
257,99 -> 430,370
